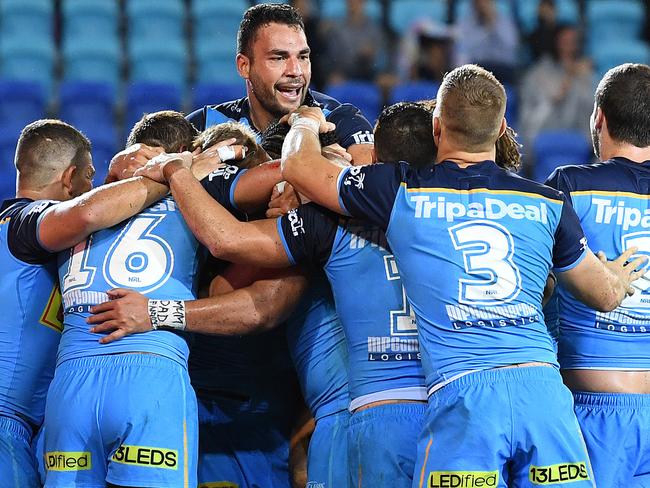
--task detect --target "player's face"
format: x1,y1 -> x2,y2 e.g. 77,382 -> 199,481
70,152 -> 95,197
244,23 -> 311,120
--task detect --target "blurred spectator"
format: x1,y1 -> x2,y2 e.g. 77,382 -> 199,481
454,0 -> 519,82
322,0 -> 389,84
527,0 -> 559,61
519,24 -> 593,154
291,0 -> 327,89
398,20 -> 452,83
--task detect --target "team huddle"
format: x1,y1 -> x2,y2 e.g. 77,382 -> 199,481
2,3 -> 650,488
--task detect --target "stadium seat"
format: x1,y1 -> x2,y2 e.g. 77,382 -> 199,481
192,0 -> 248,42
587,0 -> 645,41
190,83 -> 245,112
0,0 -> 53,40
0,79 -> 47,127
82,124 -> 118,185
195,43 -> 240,84
125,82 -> 183,132
61,0 -> 119,44
128,38 -> 188,89
63,38 -> 122,90
126,0 -> 185,41
321,0 -> 381,21
591,40 -> 650,79
59,81 -> 116,131
390,0 -> 447,34
517,0 -> 579,33
326,81 -> 381,124
532,130 -> 592,182
389,81 -> 440,104
0,127 -> 19,198
0,37 -> 54,91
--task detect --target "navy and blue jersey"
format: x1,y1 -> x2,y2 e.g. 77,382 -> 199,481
279,203 -> 426,409
0,198 -> 61,427
187,90 -> 374,149
337,161 -> 588,391
546,157 -> 650,370
56,171 -> 242,367
284,271 -> 349,420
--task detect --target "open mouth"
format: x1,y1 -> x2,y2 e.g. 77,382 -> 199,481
276,84 -> 303,103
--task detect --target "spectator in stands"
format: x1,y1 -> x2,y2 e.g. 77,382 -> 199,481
453,0 -> 519,82
519,24 -> 594,156
526,0 -> 559,62
397,20 -> 452,83
322,0 -> 388,85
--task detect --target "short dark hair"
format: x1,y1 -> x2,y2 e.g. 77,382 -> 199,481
238,3 -> 304,56
193,121 -> 268,169
15,119 -> 91,184
374,102 -> 435,169
595,63 -> 650,148
261,121 -> 338,160
127,110 -> 197,153
438,64 -> 506,152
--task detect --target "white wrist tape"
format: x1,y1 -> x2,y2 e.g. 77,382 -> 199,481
291,117 -> 320,136
148,299 -> 186,331
216,145 -> 236,162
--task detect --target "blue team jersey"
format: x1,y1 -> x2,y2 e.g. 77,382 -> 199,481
284,271 -> 349,420
337,161 -> 588,391
546,157 -> 650,369
56,171 -> 241,367
0,199 -> 61,426
187,90 -> 374,149
278,204 -> 426,409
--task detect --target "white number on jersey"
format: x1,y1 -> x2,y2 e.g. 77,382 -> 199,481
384,254 -> 417,336
620,231 -> 650,308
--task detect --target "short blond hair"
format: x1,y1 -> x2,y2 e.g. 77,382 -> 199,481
193,122 -> 268,169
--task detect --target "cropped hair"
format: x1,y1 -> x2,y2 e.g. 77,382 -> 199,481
127,110 -> 197,153
238,3 -> 304,56
194,121 -> 269,169
261,121 -> 338,160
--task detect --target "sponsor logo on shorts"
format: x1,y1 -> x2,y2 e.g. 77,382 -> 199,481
428,470 -> 498,488
111,444 -> 178,470
529,462 -> 589,485
198,483 -> 239,488
45,451 -> 91,471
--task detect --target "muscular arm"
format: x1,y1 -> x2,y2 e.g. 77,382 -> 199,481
232,160 -> 283,213
347,143 -> 374,165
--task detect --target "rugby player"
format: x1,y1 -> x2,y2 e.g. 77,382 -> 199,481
545,63 -> 650,486
275,64 -> 646,487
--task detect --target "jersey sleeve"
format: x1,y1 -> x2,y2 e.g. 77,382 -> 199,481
326,103 -> 374,149
544,167 -> 574,205
186,107 -> 207,132
7,200 -> 59,264
200,164 -> 248,219
552,193 -> 589,272
337,163 -> 402,230
277,203 -> 338,267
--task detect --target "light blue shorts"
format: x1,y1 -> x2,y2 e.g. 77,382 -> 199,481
43,354 -> 197,488
0,415 -> 40,487
307,409 -> 349,488
413,367 -> 594,488
574,391 -> 650,487
348,402 -> 426,488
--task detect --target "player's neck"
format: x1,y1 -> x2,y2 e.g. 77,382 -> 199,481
600,143 -> 650,164
435,148 -> 496,168
16,182 -> 65,201
247,94 -> 274,133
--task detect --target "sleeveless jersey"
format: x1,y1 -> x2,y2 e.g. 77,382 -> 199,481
337,161 -> 587,392
187,90 -> 374,149
0,199 -> 62,426
546,157 -> 650,369
279,203 -> 426,409
284,271 -> 349,420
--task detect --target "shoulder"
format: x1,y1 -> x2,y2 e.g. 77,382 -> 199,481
187,97 -> 249,130
306,90 -> 342,111
495,169 -> 565,202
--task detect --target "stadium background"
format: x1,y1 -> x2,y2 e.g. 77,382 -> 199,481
0,0 -> 647,198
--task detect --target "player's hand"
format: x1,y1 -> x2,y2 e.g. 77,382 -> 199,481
283,106 -> 336,133
87,289 -> 151,344
266,182 -> 301,218
133,151 -> 193,183
322,143 -> 352,165
600,247 -> 648,297
106,144 -> 164,183
191,138 -> 246,180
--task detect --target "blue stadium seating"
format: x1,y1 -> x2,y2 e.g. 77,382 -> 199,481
592,40 -> 650,79
0,80 -> 47,132
0,129 -> 16,199
63,38 -> 121,90
82,124 -> 118,185
125,82 -> 183,132
390,0 -> 447,34
454,0 -> 513,20
587,0 -> 645,41
61,0 -> 119,43
59,81 -> 116,132
326,81 -> 381,124
126,0 -> 185,41
190,83 -> 246,112
192,0 -> 248,42
195,43 -> 240,84
504,83 -> 518,130
128,38 -> 188,89
0,37 -> 55,91
532,130 -> 592,182
0,0 -> 53,40
517,0 -> 579,33
321,0 -> 381,21
389,81 -> 440,104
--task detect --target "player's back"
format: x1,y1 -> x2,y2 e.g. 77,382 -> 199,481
57,195 -> 201,366
0,199 -> 62,427
547,158 -> 650,369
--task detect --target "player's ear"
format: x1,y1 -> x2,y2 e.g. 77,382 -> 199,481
236,53 -> 250,79
593,106 -> 604,131
61,164 -> 76,198
432,116 -> 441,146
498,117 -> 507,138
